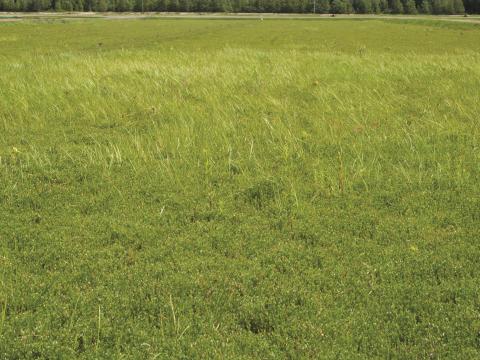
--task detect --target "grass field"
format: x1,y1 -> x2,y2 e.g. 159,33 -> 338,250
1,17 -> 480,358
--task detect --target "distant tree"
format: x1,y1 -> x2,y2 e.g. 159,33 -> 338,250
223,0 -> 233,11
464,0 -> 480,13
3,0 -> 13,9
168,0 -> 178,10
231,0 -> 243,11
192,0 -> 207,11
3,0 -> 474,14
30,0 -> 50,11
403,0 -> 417,13
95,0 -> 108,11
72,0 -> 84,10
63,0 -> 72,10
116,0 -> 133,11
354,0 -> 373,12
313,0 -> 329,12
389,0 -> 404,12
419,0 -> 431,12
155,0 -> 167,10
133,0 -> 142,11
377,0 -> 388,11
331,0 -> 348,13
207,0 -> 222,11
431,0 -> 442,13
453,0 -> 464,13
2,0 -> 17,9
432,0 -> 458,14
279,0 -> 296,12
370,0 -> 380,13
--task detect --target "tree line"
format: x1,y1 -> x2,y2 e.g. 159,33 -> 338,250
0,0 -> 478,14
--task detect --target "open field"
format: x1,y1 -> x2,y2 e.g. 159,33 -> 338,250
1,17 -> 480,358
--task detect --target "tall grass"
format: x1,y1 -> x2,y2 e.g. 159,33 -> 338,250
1,18 -> 480,358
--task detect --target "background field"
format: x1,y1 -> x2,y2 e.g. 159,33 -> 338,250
1,17 -> 480,358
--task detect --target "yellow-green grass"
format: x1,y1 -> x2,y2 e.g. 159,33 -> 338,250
1,18 -> 480,358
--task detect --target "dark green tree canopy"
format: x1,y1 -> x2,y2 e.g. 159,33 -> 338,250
0,0 -> 475,14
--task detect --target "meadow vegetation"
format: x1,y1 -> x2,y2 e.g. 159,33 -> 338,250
1,18 -> 480,358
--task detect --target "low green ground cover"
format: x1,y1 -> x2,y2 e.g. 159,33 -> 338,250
1,18 -> 480,358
